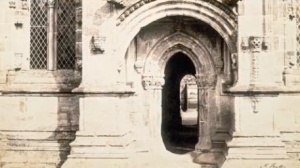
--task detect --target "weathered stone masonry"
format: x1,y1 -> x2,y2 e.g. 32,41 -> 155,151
0,0 -> 300,168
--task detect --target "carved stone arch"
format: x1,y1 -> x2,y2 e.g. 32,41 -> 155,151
114,0 -> 237,61
143,32 -> 216,76
158,44 -> 202,75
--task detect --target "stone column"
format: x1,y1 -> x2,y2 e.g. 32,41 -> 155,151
193,73 -> 224,167
142,75 -> 165,151
47,0 -> 56,70
195,73 -> 217,152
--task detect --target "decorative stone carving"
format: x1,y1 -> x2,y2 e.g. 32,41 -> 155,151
287,5 -> 295,21
116,0 -> 153,25
173,17 -> 185,32
90,36 -> 105,54
241,37 -> 249,51
115,0 -> 237,27
134,58 -> 143,74
21,1 -> 29,10
75,59 -> 82,71
117,60 -> 124,73
213,56 -> 224,74
231,53 -> 238,84
47,0 -> 55,8
249,36 -> 263,52
241,36 -> 270,84
14,21 -> 23,28
251,53 -> 259,84
142,75 -> 164,90
9,0 -> 16,9
262,37 -> 269,51
241,36 -> 269,52
222,0 -> 239,6
107,0 -> 129,8
195,73 -> 217,89
250,97 -> 261,113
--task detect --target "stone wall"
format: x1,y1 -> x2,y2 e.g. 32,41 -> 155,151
1,0 -> 300,167
0,96 -> 79,168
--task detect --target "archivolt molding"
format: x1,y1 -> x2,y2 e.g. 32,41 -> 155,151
116,0 -> 236,26
143,32 -> 216,76
114,0 -> 238,61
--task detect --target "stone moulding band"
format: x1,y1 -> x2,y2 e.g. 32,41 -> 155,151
116,0 -> 237,26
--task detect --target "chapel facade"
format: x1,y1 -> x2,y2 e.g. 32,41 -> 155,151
0,0 -> 300,168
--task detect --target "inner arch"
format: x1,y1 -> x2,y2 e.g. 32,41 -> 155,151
162,52 -> 198,154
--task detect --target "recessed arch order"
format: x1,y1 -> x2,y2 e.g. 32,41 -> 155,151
114,0 -> 238,61
143,32 -> 215,76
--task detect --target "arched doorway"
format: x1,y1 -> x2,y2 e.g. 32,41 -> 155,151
162,52 -> 198,154
121,9 -> 234,165
137,17 -> 221,156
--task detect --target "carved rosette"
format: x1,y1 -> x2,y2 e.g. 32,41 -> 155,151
142,75 -> 165,90
195,73 -> 217,89
241,36 -> 269,53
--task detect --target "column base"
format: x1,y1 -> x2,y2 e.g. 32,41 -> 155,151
193,150 -> 225,168
61,131 -> 132,168
222,132 -> 298,168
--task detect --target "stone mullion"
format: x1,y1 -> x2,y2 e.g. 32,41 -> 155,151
47,0 -> 56,70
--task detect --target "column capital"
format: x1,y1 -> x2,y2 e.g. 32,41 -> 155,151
195,73 -> 217,89
47,0 -> 55,8
142,75 -> 165,90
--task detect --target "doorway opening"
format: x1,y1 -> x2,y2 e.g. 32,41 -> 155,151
162,52 -> 198,154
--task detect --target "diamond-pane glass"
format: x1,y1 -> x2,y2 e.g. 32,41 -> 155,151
57,0 -> 76,69
297,5 -> 300,67
30,0 -> 48,69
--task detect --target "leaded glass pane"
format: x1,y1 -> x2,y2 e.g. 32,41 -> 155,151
57,0 -> 76,69
30,0 -> 48,69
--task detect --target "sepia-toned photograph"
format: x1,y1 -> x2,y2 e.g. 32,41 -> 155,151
0,0 -> 299,167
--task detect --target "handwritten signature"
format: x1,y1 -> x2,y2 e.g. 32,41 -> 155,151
260,163 -> 286,168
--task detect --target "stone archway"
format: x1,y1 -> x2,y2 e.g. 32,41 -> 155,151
114,0 -> 237,61
143,32 -> 215,76
140,30 -> 218,156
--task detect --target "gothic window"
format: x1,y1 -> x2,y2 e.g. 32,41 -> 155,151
30,0 -> 76,70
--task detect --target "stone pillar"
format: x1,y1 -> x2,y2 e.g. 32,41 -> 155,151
61,91 -> 134,168
141,75 -> 165,151
195,73 -> 217,152
222,96 -> 294,168
194,73 -> 223,167
224,1 -> 295,167
47,0 -> 56,71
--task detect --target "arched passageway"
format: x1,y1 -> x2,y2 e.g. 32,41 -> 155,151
162,52 -> 198,154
